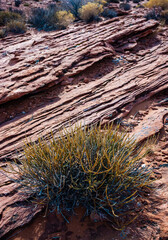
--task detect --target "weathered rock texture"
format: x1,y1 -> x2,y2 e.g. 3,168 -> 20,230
0,10 -> 168,239
0,14 -> 159,105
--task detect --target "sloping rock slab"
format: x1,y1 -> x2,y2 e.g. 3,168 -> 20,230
0,166 -> 43,238
0,14 -> 158,104
0,42 -> 167,160
0,11 -> 168,239
131,107 -> 168,142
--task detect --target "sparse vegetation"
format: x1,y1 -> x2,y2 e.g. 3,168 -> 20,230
162,9 -> 168,23
29,5 -> 74,30
145,0 -> 168,10
28,6 -> 58,30
102,8 -> 117,18
79,2 -> 103,22
0,28 -> 7,38
62,0 -> 84,18
119,2 -> 131,11
6,20 -> 26,34
0,10 -> 21,26
0,10 -> 25,37
145,0 -> 168,24
56,10 -> 75,28
10,125 -> 152,225
145,8 -> 161,20
96,0 -> 107,5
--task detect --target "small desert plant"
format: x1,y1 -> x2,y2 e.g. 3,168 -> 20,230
145,8 -> 161,20
56,10 -> 75,29
96,0 -> 107,5
0,28 -> 7,38
0,10 -> 21,26
102,8 -> 117,18
79,2 -> 103,22
8,124 -> 152,226
119,3 -> 131,11
29,6 -> 58,30
62,0 -> 84,18
29,6 -> 74,30
162,9 -> 168,23
6,20 -> 26,34
145,0 -> 168,10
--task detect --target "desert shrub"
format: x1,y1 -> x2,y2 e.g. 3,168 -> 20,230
96,0 -> 107,5
119,3 -> 131,10
0,28 -> 7,38
29,6 -> 74,30
56,10 -> 75,28
0,10 -> 21,26
161,9 -> 168,23
102,8 -> 117,18
9,125 -> 152,224
6,20 -> 26,34
145,0 -> 168,10
62,0 -> 84,18
29,6 -> 58,30
11,8 -> 24,16
145,8 -> 161,20
79,2 -> 103,22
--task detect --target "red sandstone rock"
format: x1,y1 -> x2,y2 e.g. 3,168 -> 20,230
0,8 -> 168,240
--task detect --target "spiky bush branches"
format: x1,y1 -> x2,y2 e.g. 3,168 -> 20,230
9,124 -> 152,225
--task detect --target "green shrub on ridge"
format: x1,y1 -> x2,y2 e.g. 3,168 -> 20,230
9,124 -> 152,227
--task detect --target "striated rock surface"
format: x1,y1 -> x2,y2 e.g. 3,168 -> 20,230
0,14 -> 159,105
0,24 -> 168,159
0,9 -> 168,239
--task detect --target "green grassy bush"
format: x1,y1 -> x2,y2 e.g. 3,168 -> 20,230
10,124 -> 152,226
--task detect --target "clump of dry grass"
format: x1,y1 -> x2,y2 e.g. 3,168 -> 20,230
0,10 -> 22,26
6,20 -> 26,34
56,10 -> 75,29
79,2 -> 103,22
0,29 -> 7,38
145,0 -> 168,9
9,124 -> 152,227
